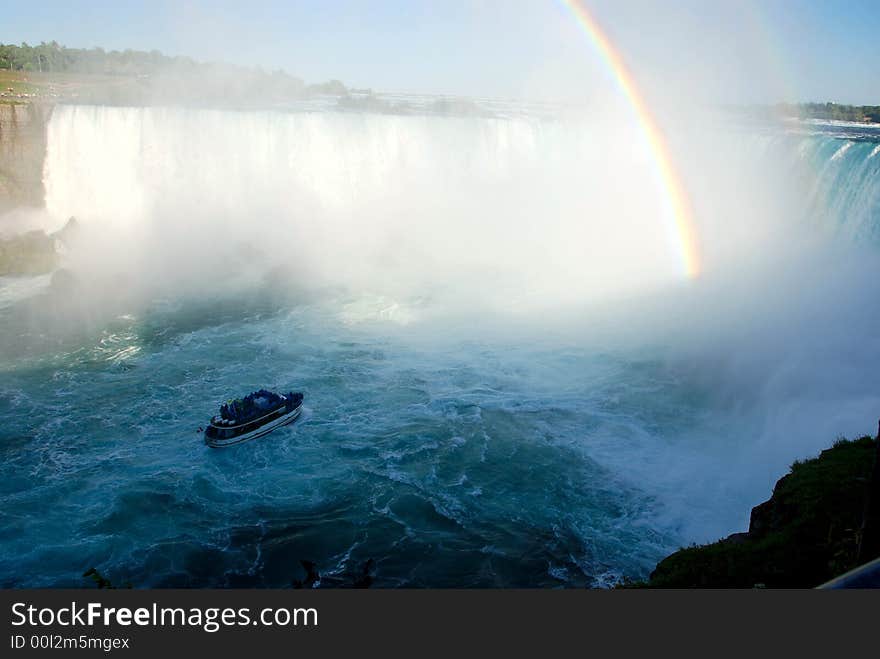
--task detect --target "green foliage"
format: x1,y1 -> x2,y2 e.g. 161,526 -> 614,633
1,41 -> 213,76
648,435 -> 877,587
0,41 -> 347,104
777,102 -> 880,123
308,79 -> 347,96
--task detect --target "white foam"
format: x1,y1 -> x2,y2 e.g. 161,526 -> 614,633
43,105 -> 684,307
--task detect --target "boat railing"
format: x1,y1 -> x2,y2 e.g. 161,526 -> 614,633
212,397 -> 294,428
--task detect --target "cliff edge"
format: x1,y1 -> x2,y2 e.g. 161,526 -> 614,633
648,431 -> 880,587
0,102 -> 53,214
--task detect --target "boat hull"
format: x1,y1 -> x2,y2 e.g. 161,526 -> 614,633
205,403 -> 302,448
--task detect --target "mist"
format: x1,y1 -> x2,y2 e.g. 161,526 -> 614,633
27,94 -> 878,540
2,1 -> 879,586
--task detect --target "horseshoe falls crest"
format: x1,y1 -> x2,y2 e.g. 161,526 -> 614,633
1,105 -> 879,587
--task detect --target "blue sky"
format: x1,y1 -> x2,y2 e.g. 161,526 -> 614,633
2,0 -> 878,104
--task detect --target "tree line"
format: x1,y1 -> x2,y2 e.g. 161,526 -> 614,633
778,102 -> 880,124
1,41 -> 198,75
0,41 -> 347,98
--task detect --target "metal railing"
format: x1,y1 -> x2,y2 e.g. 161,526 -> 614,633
817,555 -> 880,588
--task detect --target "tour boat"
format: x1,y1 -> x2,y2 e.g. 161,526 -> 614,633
204,390 -> 303,448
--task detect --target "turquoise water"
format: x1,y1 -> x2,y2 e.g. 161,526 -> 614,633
0,267 -> 719,587
0,288 -> 707,587
1,109 -> 879,587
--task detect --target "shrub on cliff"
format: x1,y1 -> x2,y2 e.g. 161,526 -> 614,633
648,434 -> 878,588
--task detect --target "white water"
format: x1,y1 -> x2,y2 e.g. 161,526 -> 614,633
1,104 -> 878,586
44,105 -> 691,309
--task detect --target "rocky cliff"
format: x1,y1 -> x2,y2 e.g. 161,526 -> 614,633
647,433 -> 879,588
0,102 -> 53,215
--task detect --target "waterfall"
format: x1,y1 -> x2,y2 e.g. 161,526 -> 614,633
42,104 -> 690,304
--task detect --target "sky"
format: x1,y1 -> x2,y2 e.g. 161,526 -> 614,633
2,0 -> 878,105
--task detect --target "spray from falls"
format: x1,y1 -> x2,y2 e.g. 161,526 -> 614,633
27,102 -> 880,561
43,104 -> 697,311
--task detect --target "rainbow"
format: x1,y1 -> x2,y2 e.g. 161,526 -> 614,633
561,1 -> 701,278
